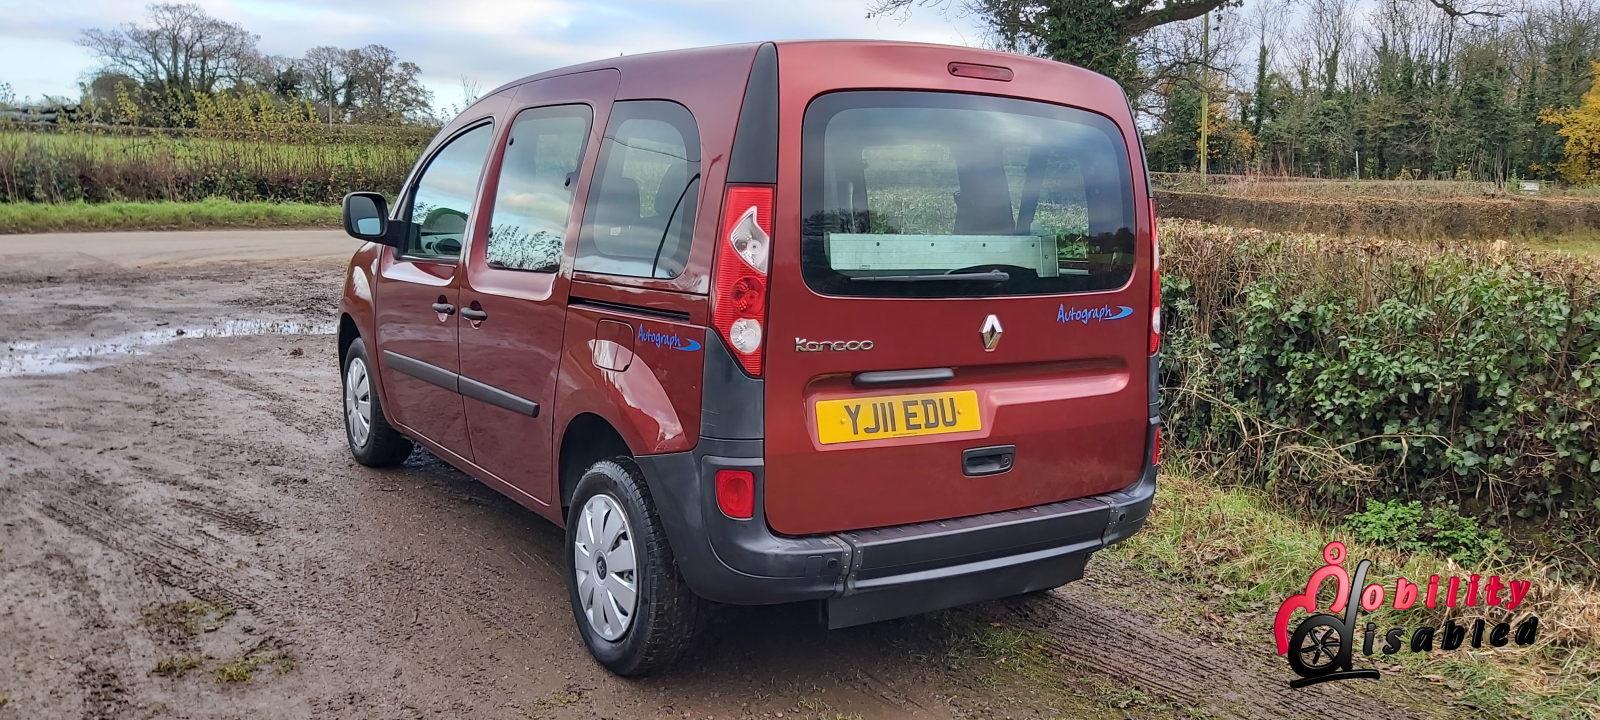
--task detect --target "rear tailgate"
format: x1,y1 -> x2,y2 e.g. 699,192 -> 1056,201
762,43 -> 1153,536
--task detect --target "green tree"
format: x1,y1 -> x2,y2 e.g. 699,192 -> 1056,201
1541,61 -> 1600,185
871,0 -> 1239,89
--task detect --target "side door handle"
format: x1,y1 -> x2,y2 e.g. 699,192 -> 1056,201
431,302 -> 456,315
460,307 -> 488,322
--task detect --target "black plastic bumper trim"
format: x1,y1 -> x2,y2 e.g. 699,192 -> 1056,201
635,440 -> 1157,619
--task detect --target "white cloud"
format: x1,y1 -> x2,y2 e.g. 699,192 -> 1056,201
0,0 -> 987,110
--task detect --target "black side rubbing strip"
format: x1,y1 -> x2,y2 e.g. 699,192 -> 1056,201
568,295 -> 691,323
460,376 -> 540,417
727,42 -> 778,184
382,350 -> 540,418
853,368 -> 955,388
382,350 -> 458,393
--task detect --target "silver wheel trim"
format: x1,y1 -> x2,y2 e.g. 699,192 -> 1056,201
573,493 -> 639,641
344,358 -> 372,448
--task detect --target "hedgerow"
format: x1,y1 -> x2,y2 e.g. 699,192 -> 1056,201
0,124 -> 424,204
1160,220 -> 1600,566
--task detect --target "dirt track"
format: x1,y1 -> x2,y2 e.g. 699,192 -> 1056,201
0,231 -> 1455,719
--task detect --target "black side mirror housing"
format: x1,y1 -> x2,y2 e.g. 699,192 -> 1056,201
342,191 -> 403,248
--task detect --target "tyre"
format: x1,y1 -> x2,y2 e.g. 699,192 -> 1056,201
565,458 -> 702,676
342,337 -> 412,467
1288,613 -> 1350,677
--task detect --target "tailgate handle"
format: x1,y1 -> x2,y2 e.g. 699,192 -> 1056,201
962,445 -> 1015,477
853,367 -> 954,388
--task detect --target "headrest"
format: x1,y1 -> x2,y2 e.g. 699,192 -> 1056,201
653,163 -> 689,218
596,176 -> 641,229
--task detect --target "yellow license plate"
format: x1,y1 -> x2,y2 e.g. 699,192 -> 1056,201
815,390 -> 982,445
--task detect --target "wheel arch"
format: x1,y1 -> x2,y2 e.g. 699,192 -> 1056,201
337,313 -> 360,366
558,413 -> 633,512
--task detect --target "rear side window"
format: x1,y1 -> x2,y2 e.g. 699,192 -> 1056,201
485,105 -> 592,272
405,122 -> 495,260
801,91 -> 1136,298
574,100 -> 701,279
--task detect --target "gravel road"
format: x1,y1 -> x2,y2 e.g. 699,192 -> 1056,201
0,231 -> 1453,719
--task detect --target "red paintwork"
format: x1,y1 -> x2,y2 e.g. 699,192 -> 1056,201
340,40 -> 1152,535
762,42 -> 1153,535
372,255 -> 474,460
455,70 -> 619,514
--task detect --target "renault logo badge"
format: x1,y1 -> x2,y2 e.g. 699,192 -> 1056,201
980,314 -> 1003,351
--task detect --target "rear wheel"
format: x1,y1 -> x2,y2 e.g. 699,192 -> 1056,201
342,337 -> 412,467
565,458 -> 702,676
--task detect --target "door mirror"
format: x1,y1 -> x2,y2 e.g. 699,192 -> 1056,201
343,191 -> 400,246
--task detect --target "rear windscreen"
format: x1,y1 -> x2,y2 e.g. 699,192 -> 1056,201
801,91 -> 1136,298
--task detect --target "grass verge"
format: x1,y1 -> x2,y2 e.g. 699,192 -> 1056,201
1520,230 -> 1600,258
1108,463 -> 1600,719
0,199 -> 339,234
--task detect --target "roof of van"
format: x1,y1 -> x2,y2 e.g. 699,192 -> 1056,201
479,40 -> 1104,102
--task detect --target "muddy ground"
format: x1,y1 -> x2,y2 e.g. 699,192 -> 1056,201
1,232 -> 1457,719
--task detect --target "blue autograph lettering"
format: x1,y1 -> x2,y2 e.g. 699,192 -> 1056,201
1057,304 -> 1135,325
637,326 -> 702,352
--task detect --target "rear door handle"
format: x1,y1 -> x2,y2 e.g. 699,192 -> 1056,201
460,307 -> 488,322
854,367 -> 954,388
431,302 -> 455,315
962,444 -> 1015,477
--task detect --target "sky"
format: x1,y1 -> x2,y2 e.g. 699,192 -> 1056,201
0,0 -> 989,113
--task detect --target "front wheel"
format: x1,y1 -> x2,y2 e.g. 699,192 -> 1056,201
342,337 -> 412,467
565,458 -> 702,676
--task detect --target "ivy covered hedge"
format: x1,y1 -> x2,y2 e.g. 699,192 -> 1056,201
1159,221 -> 1599,561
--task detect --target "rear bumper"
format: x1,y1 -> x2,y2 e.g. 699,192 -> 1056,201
636,438 -> 1156,627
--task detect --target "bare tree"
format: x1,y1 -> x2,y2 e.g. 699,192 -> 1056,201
299,46 -> 360,125
872,0 -> 1508,85
459,75 -> 483,108
78,3 -> 262,99
347,45 -> 433,124
1300,0 -> 1356,92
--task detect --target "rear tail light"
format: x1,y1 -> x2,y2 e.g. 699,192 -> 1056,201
714,185 -> 774,376
715,469 -> 755,519
1148,200 -> 1162,356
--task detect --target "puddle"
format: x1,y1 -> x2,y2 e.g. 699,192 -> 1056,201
2,318 -> 335,377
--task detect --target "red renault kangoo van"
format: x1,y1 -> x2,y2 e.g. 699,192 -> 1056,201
336,40 -> 1161,675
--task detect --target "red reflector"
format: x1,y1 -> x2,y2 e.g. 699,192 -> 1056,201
949,61 -> 1013,82
1152,426 -> 1163,466
715,469 -> 755,520
727,275 -> 766,315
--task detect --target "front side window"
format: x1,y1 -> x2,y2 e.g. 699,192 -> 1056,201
485,105 -> 592,272
405,122 -> 495,260
801,91 -> 1136,298
574,101 -> 701,279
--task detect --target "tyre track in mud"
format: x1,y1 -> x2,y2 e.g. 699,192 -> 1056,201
0,251 -> 1460,719
988,580 -> 1438,718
